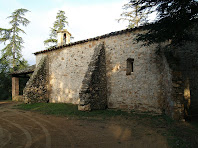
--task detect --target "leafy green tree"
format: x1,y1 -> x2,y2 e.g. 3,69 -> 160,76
0,59 -> 12,100
0,8 -> 30,100
44,10 -> 69,47
118,0 -> 149,28
129,0 -> 198,45
0,8 -> 30,70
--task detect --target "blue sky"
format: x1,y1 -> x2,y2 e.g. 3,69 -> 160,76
0,0 -> 129,65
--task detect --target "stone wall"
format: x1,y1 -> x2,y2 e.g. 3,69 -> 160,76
104,32 -> 163,113
36,54 -> 45,67
78,43 -> 107,111
23,56 -> 49,103
159,50 -> 184,120
47,41 -> 97,104
33,30 -> 177,114
170,33 -> 198,119
171,71 -> 184,120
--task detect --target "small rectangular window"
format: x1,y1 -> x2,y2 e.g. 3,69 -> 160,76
64,33 -> 66,44
126,58 -> 134,75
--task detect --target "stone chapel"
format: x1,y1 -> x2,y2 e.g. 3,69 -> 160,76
11,27 -> 192,120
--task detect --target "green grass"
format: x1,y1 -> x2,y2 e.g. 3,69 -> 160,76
16,103 -> 130,118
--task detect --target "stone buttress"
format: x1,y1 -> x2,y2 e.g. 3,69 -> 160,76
78,43 -> 108,111
23,56 -> 49,103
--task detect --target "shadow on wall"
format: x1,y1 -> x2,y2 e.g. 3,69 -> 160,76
165,23 -> 198,120
179,46 -> 198,120
105,45 -> 113,108
79,43 -> 107,110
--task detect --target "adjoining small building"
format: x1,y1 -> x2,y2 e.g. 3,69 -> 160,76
12,28 -> 193,120
11,65 -> 35,101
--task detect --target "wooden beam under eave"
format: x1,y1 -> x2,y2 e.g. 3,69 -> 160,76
11,75 -> 30,78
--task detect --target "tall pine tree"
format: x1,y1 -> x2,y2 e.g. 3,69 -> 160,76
44,10 -> 68,47
0,8 -> 30,100
0,8 -> 30,71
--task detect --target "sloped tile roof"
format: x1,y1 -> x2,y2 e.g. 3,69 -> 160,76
11,65 -> 36,75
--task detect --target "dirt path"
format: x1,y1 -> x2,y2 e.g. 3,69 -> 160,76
0,102 -> 169,148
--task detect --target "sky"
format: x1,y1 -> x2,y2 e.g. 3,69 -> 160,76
0,0 -> 129,65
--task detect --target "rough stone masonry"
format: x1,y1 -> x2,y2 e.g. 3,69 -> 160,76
22,28 -> 187,120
